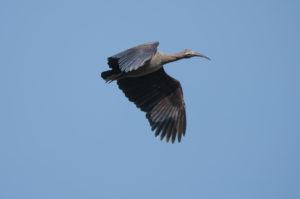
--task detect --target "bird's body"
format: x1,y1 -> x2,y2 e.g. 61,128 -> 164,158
101,41 -> 209,143
125,51 -> 163,77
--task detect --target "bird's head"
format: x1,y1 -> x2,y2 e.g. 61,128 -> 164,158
183,49 -> 211,60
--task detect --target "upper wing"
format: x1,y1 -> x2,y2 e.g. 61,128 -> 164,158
108,41 -> 159,72
117,68 -> 186,143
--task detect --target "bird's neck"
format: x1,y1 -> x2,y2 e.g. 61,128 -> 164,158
159,51 -> 186,65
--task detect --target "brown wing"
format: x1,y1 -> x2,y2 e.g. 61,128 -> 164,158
108,41 -> 159,73
117,68 -> 186,143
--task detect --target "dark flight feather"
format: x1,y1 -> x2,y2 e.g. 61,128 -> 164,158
108,41 -> 159,72
117,68 -> 186,143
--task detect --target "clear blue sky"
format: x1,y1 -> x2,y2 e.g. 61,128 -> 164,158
1,0 -> 299,198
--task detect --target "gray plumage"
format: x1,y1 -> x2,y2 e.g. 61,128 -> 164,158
101,41 -> 210,143
109,41 -> 159,72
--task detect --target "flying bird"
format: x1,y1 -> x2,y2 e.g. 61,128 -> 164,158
101,41 -> 210,143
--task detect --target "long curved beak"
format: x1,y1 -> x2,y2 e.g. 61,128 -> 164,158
194,52 -> 211,60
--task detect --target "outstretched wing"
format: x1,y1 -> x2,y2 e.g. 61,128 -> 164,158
117,68 -> 186,143
108,41 -> 159,73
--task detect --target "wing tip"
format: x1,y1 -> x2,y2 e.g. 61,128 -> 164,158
144,41 -> 159,46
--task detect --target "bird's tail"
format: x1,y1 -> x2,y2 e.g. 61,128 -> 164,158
101,70 -> 123,82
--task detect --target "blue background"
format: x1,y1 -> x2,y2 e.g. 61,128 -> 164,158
1,0 -> 299,198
